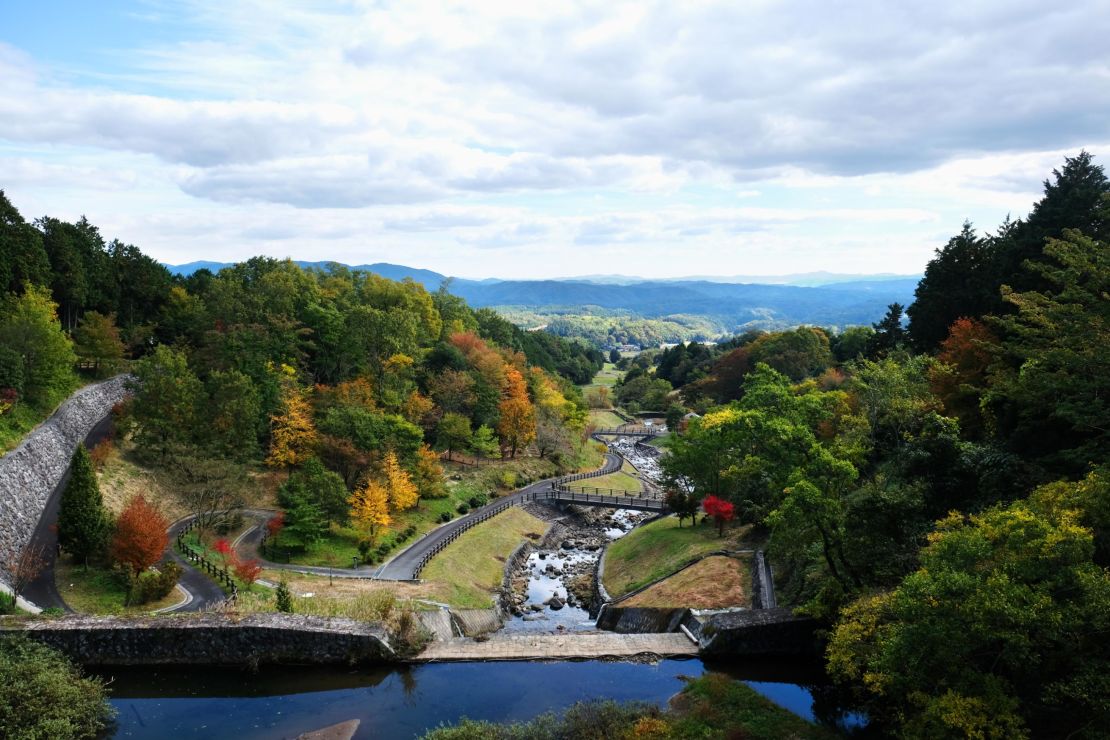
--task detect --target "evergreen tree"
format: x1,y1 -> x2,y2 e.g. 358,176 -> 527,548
57,446 -> 109,566
275,579 -> 294,613
866,303 -> 907,358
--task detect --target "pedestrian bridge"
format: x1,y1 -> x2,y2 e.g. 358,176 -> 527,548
591,426 -> 663,439
526,485 -> 669,512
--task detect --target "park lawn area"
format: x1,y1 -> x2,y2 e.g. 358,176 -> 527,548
235,571 -> 439,620
271,494 -> 465,568
664,673 -> 836,739
621,555 -> 750,608
55,560 -> 183,615
603,515 -> 751,598
420,507 -> 549,609
589,362 -> 622,387
588,409 -> 626,428
579,461 -> 643,493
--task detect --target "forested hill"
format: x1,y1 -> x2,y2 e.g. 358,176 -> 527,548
167,260 -> 917,333
0,191 -> 605,464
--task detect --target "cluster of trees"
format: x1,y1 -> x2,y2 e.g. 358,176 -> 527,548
56,445 -> 179,605
659,154 -> 1109,737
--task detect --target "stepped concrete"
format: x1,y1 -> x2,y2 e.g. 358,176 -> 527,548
417,631 -> 698,661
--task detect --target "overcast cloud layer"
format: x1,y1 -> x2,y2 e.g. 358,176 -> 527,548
1,0 -> 1108,278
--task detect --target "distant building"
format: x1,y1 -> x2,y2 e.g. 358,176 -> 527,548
679,412 -> 701,433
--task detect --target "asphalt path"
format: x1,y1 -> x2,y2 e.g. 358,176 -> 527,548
165,516 -> 230,611
22,415 -> 115,612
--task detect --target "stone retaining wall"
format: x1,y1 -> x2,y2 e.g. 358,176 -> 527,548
686,607 -> 821,658
3,613 -> 396,665
0,376 -> 130,589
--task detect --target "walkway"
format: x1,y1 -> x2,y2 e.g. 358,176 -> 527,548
165,516 -> 232,612
417,632 -> 698,661
22,415 -> 116,612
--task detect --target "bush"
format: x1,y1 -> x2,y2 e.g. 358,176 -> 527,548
275,579 -> 293,613
126,561 -> 181,605
0,637 -> 115,739
497,472 -> 517,490
456,503 -> 470,515
376,543 -> 392,557
468,493 -> 489,509
438,512 -> 452,523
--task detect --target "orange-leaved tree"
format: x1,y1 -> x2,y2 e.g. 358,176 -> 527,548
110,494 -> 169,572
497,367 -> 536,458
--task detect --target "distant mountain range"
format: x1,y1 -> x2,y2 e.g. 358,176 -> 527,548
164,260 -> 920,331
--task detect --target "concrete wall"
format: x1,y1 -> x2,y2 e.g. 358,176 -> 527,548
595,605 -> 689,633
5,613 -> 396,665
0,376 -> 130,590
687,607 -> 822,658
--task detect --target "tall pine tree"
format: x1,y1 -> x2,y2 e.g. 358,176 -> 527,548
57,445 -> 109,566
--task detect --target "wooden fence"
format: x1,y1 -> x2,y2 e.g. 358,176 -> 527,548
175,518 -> 239,607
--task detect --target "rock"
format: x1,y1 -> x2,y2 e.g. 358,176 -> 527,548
529,603 -> 544,612
538,552 -> 547,560
297,719 -> 361,740
585,544 -> 601,551
561,540 -> 575,550
548,594 -> 565,610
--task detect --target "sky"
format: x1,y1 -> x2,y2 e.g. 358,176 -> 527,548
1,1 -> 1108,280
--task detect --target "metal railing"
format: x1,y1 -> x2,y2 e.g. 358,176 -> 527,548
411,499 -> 517,578
591,426 -> 662,437
532,487 -> 669,511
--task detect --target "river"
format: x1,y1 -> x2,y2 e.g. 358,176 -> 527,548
101,658 -> 832,739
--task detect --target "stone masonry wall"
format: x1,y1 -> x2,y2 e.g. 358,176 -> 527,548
0,376 -> 130,588
5,613 -> 396,665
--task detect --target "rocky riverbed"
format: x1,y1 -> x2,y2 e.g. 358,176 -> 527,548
503,505 -> 650,633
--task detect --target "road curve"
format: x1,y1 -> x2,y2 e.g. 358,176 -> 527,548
164,516 -> 233,612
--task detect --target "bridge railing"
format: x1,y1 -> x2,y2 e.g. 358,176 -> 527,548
555,483 -> 665,500
528,488 -> 668,510
591,426 -> 662,437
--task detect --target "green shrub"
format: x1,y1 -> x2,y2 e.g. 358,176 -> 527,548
456,503 -> 470,515
275,579 -> 293,613
0,636 -> 115,739
468,493 -> 489,509
376,543 -> 392,557
438,512 -> 452,523
126,561 -> 181,605
497,472 -> 517,490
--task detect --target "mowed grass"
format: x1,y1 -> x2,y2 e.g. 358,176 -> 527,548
666,673 -> 836,739
576,461 -> 643,493
55,560 -> 183,615
622,555 -> 750,608
420,507 -> 548,608
603,515 -> 751,598
588,409 -> 626,428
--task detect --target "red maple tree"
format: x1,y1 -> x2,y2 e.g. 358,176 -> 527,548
110,494 -> 169,571
213,538 -> 236,569
266,512 -> 285,539
233,557 -> 263,587
702,494 -> 735,537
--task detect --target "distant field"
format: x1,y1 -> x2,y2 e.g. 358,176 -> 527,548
588,409 -> 625,427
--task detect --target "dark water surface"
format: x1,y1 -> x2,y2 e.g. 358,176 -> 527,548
101,658 -> 828,739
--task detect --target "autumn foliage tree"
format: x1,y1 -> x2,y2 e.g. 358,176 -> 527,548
110,494 -> 168,572
349,478 -> 391,540
267,365 -> 318,468
497,367 -> 535,458
383,450 -> 419,510
702,494 -> 735,537
233,558 -> 262,587
928,317 -> 999,437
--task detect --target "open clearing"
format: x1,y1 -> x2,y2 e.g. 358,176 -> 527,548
603,515 -> 751,598
621,555 -> 749,609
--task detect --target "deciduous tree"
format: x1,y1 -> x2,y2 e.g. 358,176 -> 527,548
349,478 -> 391,540
110,494 -> 168,572
267,366 -> 318,468
383,450 -> 419,511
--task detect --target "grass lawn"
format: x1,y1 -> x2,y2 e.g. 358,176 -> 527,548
55,560 -> 183,615
235,571 -> 436,620
575,461 -> 643,493
602,515 -> 751,598
588,409 -> 626,428
420,507 -> 548,608
622,555 -> 750,608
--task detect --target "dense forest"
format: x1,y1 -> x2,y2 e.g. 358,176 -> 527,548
0,191 -> 604,551
649,154 -> 1109,738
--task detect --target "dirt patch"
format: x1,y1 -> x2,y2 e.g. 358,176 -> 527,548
621,555 -> 750,609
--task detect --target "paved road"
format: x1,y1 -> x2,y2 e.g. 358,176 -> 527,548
165,517 -> 231,611
22,415 -> 115,612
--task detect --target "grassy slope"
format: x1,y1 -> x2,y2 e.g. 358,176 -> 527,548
588,408 -> 626,427
420,506 -> 548,608
577,460 -> 643,493
55,560 -> 183,615
0,378 -> 83,456
603,515 -> 751,598
622,555 -> 750,609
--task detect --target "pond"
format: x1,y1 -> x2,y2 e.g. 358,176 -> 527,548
101,658 -> 835,739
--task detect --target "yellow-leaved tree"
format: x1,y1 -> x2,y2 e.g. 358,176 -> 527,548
267,364 -> 318,468
349,478 -> 391,540
383,450 -> 419,510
